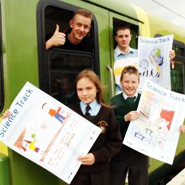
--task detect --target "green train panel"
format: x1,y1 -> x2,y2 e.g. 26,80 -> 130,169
0,0 -> 184,185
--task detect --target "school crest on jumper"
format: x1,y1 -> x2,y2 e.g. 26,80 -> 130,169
97,121 -> 108,133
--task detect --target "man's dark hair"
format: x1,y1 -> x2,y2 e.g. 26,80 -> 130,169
114,24 -> 131,36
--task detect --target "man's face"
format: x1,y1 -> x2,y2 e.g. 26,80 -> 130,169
70,14 -> 91,42
121,73 -> 139,97
115,29 -> 132,50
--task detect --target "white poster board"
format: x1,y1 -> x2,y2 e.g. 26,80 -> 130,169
138,35 -> 174,90
123,79 -> 185,164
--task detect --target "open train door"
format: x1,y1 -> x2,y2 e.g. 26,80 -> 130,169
107,11 -> 139,96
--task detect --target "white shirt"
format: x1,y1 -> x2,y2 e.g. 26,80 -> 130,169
80,99 -> 101,116
122,91 -> 138,101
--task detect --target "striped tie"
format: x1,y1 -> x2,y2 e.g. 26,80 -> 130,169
85,105 -> 91,116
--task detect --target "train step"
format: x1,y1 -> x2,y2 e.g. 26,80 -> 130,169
167,168 -> 185,185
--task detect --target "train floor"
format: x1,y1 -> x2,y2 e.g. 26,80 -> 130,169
156,161 -> 185,185
166,168 -> 185,185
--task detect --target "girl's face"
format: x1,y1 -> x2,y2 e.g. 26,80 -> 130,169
76,77 -> 97,104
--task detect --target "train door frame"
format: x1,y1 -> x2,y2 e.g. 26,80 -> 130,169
0,2 -> 4,112
107,12 -> 139,96
36,0 -> 100,105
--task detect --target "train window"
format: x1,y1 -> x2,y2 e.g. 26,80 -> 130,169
0,5 -> 4,112
171,45 -> 185,93
173,46 -> 183,56
170,56 -> 185,93
37,1 -> 99,105
171,42 -> 185,93
45,6 -> 73,45
48,50 -> 93,105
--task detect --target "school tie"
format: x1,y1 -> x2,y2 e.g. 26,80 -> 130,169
85,105 -> 91,116
126,97 -> 136,104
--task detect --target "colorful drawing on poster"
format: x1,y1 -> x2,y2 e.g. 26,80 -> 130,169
42,103 -> 65,123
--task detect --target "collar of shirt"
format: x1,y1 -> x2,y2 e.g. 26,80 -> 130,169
80,99 -> 101,116
122,91 -> 138,101
114,45 -> 134,57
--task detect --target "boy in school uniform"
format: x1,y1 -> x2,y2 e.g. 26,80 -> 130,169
110,66 -> 147,185
109,66 -> 185,185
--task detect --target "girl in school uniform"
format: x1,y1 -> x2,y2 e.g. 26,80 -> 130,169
69,69 -> 122,185
1,69 -> 122,185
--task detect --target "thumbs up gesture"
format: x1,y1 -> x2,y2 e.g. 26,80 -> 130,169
45,24 -> 66,50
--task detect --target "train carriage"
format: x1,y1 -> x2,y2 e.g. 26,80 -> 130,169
0,0 -> 185,184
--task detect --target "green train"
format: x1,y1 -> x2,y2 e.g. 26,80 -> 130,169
0,0 -> 185,184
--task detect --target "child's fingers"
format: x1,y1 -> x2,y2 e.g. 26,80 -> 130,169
78,156 -> 86,161
180,125 -> 185,134
2,109 -> 11,119
4,110 -> 11,116
77,153 -> 95,165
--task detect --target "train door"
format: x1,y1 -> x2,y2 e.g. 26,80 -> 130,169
37,0 -> 99,105
108,12 -> 139,96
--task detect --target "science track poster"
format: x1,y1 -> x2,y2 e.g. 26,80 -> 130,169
138,35 -> 174,90
123,79 -> 185,165
0,82 -> 101,184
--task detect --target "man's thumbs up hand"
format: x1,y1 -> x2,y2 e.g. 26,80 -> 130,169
46,24 -> 66,50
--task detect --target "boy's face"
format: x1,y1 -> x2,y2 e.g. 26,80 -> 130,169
115,29 -> 132,50
121,73 -> 139,97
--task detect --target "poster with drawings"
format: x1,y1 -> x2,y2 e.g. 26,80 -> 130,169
123,79 -> 185,164
0,82 -> 101,184
138,35 -> 173,91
